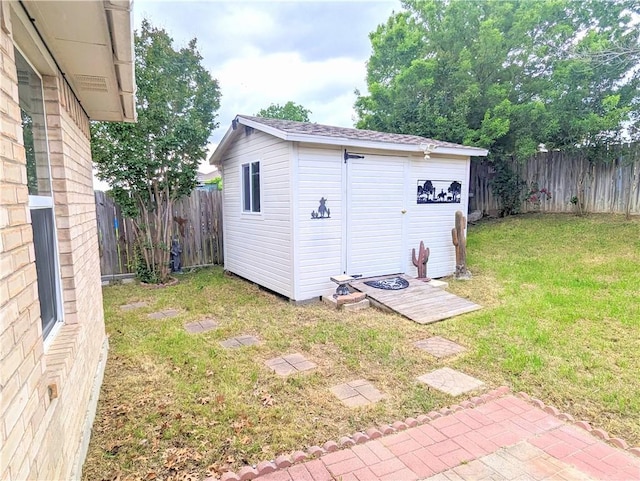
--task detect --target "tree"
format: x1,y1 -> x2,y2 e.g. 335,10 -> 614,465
422,180 -> 434,200
355,0 -> 640,162
448,181 -> 462,202
256,101 -> 312,122
91,20 -> 221,283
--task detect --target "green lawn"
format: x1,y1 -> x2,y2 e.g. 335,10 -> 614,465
83,214 -> 640,480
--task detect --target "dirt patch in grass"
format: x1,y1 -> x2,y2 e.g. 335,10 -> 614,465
84,214 -> 640,480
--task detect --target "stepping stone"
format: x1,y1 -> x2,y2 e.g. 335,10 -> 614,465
264,353 -> 317,376
120,301 -> 148,311
417,367 -> 484,396
147,308 -> 180,320
220,334 -> 260,348
414,336 -> 466,358
184,318 -> 218,334
330,379 -> 386,407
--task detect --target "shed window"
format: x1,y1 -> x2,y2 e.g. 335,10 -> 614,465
242,161 -> 260,213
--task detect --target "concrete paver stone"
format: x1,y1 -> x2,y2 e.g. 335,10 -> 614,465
148,308 -> 180,320
220,335 -> 260,349
331,380 -> 386,407
265,353 -> 317,376
184,318 -> 218,334
414,336 -> 466,358
417,367 -> 485,396
120,301 -> 148,311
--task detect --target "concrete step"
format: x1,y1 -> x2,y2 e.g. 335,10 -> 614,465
342,299 -> 370,312
322,295 -> 370,311
427,279 -> 448,289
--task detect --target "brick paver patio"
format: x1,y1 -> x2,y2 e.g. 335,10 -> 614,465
147,308 -> 180,319
414,336 -> 466,358
425,442 -> 591,480
330,379 -> 386,407
264,353 -> 317,376
241,393 -> 640,481
183,318 -> 218,334
417,367 -> 485,396
220,334 -> 260,348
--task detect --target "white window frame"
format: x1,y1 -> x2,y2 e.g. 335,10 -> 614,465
241,160 -> 262,215
16,45 -> 65,346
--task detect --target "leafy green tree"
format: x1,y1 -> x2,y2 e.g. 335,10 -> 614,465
448,181 -> 462,201
92,20 -> 221,283
422,180 -> 434,199
356,0 -> 640,162
256,101 -> 312,122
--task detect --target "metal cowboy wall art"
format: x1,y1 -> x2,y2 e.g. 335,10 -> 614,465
311,197 -> 331,219
417,180 -> 462,204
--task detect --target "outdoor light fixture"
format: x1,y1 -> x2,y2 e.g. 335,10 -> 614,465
420,142 -> 437,159
344,149 -> 365,163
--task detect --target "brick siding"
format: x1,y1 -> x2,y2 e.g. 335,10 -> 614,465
0,4 -> 107,479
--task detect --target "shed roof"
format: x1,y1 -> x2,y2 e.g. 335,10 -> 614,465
209,115 -> 488,165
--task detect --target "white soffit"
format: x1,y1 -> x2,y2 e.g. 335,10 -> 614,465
21,0 -> 135,122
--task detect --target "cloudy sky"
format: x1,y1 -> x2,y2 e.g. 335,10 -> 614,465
134,0 -> 400,172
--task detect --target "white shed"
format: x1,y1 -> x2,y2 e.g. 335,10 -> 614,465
209,115 -> 488,302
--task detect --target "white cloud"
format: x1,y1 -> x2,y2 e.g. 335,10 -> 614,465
132,0 -> 398,141
215,6 -> 276,40
97,0 -> 400,183
95,0 -> 400,189
212,50 -> 368,142
218,51 -> 363,98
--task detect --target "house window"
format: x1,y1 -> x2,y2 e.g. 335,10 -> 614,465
242,161 -> 260,213
16,48 -> 62,340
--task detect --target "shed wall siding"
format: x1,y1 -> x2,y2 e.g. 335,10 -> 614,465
295,145 -> 343,300
405,155 -> 470,278
222,130 -> 293,298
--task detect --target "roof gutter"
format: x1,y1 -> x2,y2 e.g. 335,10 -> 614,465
283,133 -> 488,157
104,0 -> 136,122
236,115 -> 488,157
209,115 -> 488,165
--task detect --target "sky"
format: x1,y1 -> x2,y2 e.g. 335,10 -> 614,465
133,0 -> 399,173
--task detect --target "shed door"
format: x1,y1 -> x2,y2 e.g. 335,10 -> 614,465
346,155 -> 406,277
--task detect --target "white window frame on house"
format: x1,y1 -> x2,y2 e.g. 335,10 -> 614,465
241,160 -> 262,214
15,45 -> 64,346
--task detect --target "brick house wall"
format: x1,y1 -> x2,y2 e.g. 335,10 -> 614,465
0,4 -> 108,479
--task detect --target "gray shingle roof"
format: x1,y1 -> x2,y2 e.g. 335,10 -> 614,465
238,115 -> 485,152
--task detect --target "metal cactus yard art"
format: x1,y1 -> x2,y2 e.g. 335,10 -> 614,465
451,210 -> 471,279
412,241 -> 430,281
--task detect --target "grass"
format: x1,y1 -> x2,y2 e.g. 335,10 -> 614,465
83,213 -> 640,480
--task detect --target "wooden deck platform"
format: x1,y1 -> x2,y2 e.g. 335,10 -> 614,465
350,274 -> 481,325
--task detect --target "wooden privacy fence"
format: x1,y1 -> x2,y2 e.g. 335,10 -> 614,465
470,145 -> 640,216
95,190 -> 223,277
